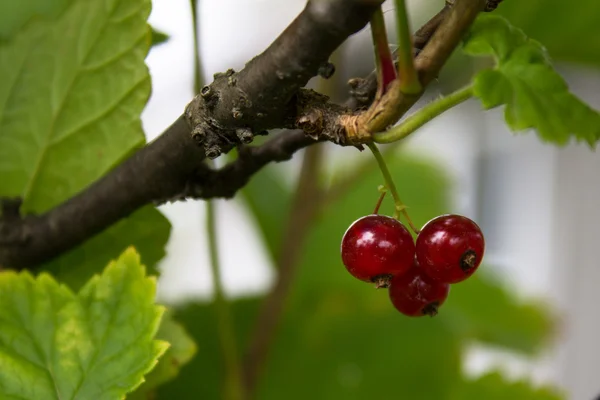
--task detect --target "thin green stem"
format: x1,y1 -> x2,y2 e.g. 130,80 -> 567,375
190,0 -> 204,93
374,84 -> 473,143
394,0 -> 421,94
192,1 -> 243,398
373,190 -> 387,214
366,142 -> 419,234
370,7 -> 396,97
206,200 -> 245,400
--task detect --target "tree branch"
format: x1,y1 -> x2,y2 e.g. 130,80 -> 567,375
0,0 -> 382,270
184,0 -> 385,158
0,0 -> 485,270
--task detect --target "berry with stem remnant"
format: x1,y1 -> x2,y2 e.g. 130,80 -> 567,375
415,214 -> 485,284
388,262 -> 450,317
341,215 -> 415,288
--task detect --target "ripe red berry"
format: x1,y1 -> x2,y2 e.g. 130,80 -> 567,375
341,215 -> 415,288
415,214 -> 485,284
388,263 -> 450,317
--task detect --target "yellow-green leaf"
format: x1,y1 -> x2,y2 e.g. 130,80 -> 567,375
0,247 -> 167,399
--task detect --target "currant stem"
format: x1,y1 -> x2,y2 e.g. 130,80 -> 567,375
194,0 -> 243,396
373,190 -> 387,214
370,7 -> 397,97
374,84 -> 473,143
394,0 -> 421,94
206,200 -> 245,400
367,142 -> 420,234
190,0 -> 204,93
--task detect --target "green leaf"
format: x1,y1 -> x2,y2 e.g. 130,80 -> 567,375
0,247 -> 168,399
463,15 -> 600,146
151,27 -> 169,47
498,0 -> 600,68
451,372 -> 564,400
0,0 -> 73,40
42,205 -> 171,290
129,310 -> 197,400
0,0 -> 152,213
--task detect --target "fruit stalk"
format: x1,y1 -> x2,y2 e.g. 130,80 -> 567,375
366,142 -> 419,234
206,200 -> 246,400
373,189 -> 387,214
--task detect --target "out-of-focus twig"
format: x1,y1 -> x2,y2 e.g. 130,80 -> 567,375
243,144 -> 324,396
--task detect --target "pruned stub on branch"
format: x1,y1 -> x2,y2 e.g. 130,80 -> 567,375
184,67 -> 355,156
185,68 -> 272,159
183,0 -> 386,159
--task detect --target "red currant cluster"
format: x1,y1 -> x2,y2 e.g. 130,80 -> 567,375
341,214 -> 485,317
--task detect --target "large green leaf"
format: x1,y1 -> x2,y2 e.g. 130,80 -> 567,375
0,247 -> 167,399
0,0 -> 151,213
451,372 -> 564,400
129,310 -> 197,400
42,205 -> 171,290
498,0 -> 600,67
464,15 -> 600,146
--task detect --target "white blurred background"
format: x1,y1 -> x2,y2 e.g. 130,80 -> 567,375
141,1 -> 600,399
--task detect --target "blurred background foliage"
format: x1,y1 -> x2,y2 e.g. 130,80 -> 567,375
154,1 -> 598,398
157,151 -> 556,399
2,0 -> 599,398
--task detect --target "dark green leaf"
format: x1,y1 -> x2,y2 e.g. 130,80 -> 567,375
464,15 -> 600,145
42,205 -> 171,290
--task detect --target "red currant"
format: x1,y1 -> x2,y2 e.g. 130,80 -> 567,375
415,214 -> 485,284
388,262 -> 450,317
341,215 -> 415,288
